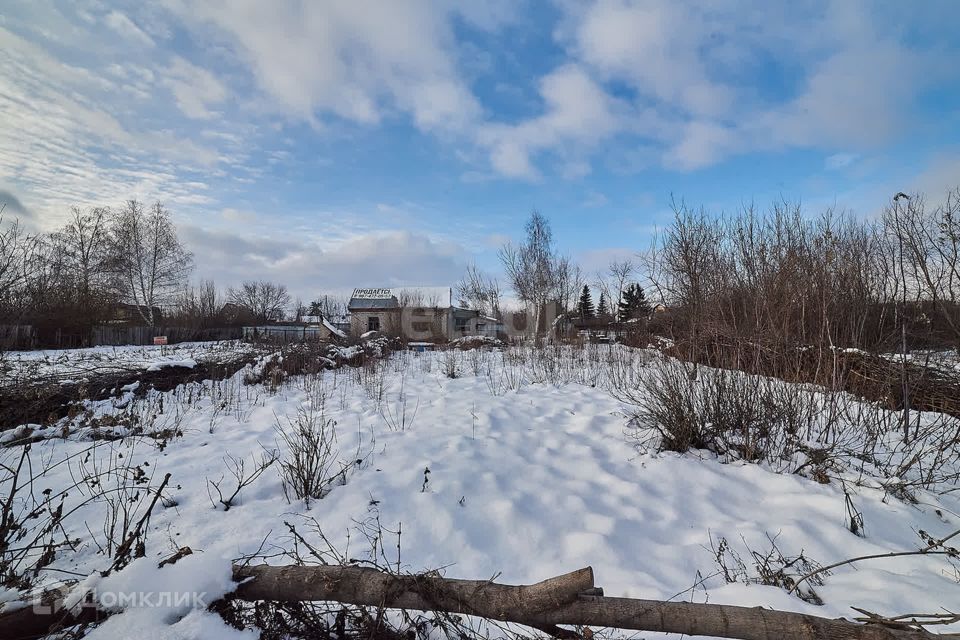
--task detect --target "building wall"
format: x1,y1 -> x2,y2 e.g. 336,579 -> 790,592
350,310 -> 399,336
348,306 -> 496,341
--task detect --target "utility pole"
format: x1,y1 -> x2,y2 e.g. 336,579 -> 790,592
894,192 -> 911,443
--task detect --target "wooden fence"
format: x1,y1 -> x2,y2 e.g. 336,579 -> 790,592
0,325 -> 33,350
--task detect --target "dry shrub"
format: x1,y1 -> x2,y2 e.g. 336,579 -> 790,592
276,407 -> 341,506
618,355 -> 822,460
276,406 -> 371,507
710,533 -> 828,605
615,350 -> 960,494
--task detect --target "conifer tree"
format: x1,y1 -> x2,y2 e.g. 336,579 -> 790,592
597,291 -> 609,318
577,284 -> 595,319
618,283 -> 651,321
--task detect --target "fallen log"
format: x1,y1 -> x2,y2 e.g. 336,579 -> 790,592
0,586 -> 103,640
233,564 -> 596,613
232,564 -> 958,640
4,565 -> 957,640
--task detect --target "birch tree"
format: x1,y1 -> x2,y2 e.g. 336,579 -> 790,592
499,211 -> 562,336
111,200 -> 193,326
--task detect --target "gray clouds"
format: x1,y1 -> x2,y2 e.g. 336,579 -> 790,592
179,225 -> 467,301
0,189 -> 31,219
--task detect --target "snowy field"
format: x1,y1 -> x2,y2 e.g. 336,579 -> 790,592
1,343 -> 958,639
0,341 -> 258,387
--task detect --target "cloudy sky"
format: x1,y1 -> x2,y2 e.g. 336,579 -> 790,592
1,1 -> 959,300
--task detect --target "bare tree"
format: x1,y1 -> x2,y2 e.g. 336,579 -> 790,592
110,200 -> 193,326
308,295 -> 348,319
552,255 -> 583,316
50,206 -> 116,330
292,297 -> 305,323
884,188 -> 960,346
499,211 -> 561,335
607,259 -> 635,318
456,264 -> 502,319
174,279 -> 221,328
228,280 -> 291,323
0,212 -> 43,331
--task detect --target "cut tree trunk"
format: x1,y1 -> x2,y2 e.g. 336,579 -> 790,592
4,565 -> 956,640
233,564 -> 596,613
231,564 -> 956,640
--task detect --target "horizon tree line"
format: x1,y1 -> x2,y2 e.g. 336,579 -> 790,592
4,186 -> 959,350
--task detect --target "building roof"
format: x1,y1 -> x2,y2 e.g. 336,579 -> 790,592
348,297 -> 398,310
348,287 -> 452,310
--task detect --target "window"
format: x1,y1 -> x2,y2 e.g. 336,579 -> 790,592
367,316 -> 380,332
454,317 -> 470,332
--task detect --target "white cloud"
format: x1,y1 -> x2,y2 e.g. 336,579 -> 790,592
1,0 -> 957,224
220,208 -> 257,223
180,226 -> 468,301
166,1 -> 481,133
104,10 -> 155,47
825,153 -> 860,171
163,56 -> 229,119
0,23 -> 230,228
664,121 -> 738,171
576,247 -> 639,274
0,187 -> 32,219
479,64 -> 622,179
582,190 -> 608,208
532,0 -> 960,176
568,0 -> 733,118
907,153 -> 960,197
751,43 -> 932,151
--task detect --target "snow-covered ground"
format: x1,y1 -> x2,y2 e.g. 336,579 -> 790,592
0,341 -> 258,387
1,344 -> 958,638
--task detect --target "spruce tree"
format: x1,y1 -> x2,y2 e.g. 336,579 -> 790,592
577,285 -> 595,319
597,291 -> 609,318
618,283 -> 651,321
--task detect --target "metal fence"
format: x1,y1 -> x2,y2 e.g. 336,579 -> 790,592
0,325 -> 244,350
242,326 -> 332,344
92,326 -> 243,346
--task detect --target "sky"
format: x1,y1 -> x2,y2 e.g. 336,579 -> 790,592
1,0 -> 959,302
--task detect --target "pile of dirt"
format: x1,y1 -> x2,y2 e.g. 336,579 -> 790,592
0,353 -> 262,433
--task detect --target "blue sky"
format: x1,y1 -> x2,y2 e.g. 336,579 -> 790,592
1,1 -> 959,301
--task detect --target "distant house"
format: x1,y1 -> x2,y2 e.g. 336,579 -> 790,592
109,303 -> 163,326
347,287 -> 502,341
218,302 -> 245,325
301,315 -> 348,340
554,314 -> 616,342
326,312 -> 352,335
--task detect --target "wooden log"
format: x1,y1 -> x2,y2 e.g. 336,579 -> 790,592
0,586 -> 104,640
232,564 -> 595,614
530,595 -> 955,640
4,565 -> 956,640
231,564 -> 957,640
